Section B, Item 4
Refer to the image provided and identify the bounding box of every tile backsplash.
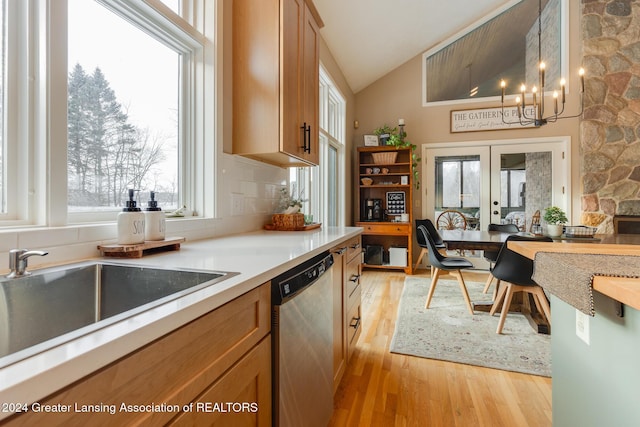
[0,154,288,272]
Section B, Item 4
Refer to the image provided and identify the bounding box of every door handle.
[493,211,499,215]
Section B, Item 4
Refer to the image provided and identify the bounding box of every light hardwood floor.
[329,269,552,427]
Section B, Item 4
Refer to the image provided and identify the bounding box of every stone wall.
[581,0,640,232]
[526,152,553,225]
[526,0,562,89]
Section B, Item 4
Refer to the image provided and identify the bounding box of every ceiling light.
[500,0,583,127]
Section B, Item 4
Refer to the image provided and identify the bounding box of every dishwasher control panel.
[272,252,334,305]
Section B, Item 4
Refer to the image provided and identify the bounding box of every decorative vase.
[546,224,564,237]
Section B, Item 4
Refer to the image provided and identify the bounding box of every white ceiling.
[313,0,511,93]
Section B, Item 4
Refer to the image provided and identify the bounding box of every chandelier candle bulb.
[498,0,584,127]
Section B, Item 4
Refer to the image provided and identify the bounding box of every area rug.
[390,276,551,377]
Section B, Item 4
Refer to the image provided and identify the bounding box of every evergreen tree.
[67,64,165,208]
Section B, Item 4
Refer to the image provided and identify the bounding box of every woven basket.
[272,213,304,230]
[564,225,597,238]
[371,151,398,164]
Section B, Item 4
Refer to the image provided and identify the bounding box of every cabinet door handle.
[349,274,360,283]
[304,124,311,153]
[300,123,307,152]
[350,316,361,329]
[350,242,361,250]
[333,247,347,255]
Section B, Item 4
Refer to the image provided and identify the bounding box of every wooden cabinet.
[356,147,414,274]
[1,284,271,427]
[330,236,362,393]
[233,0,323,167]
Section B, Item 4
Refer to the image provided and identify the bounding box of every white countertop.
[0,226,362,416]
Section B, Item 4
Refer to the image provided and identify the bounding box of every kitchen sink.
[0,262,236,368]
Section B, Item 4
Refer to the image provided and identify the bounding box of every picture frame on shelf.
[364,134,379,146]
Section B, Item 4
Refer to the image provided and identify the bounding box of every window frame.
[0,0,214,228]
[318,65,345,227]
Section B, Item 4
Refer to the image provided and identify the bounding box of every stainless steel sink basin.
[0,262,236,368]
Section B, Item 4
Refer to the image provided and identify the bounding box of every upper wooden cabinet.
[233,0,323,167]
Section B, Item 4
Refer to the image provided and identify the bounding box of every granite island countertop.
[0,226,362,418]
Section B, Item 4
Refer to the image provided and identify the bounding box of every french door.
[422,137,570,233]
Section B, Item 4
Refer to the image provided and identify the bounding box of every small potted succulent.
[543,206,568,237]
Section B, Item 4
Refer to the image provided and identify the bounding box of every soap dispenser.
[117,189,145,245]
[144,191,166,241]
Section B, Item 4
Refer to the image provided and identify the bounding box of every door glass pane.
[499,152,552,230]
[67,0,180,213]
[435,155,481,229]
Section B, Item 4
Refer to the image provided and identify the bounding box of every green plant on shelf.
[373,124,421,189]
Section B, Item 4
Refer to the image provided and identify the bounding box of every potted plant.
[373,124,421,189]
[543,206,567,237]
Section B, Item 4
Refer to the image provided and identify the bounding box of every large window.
[68,0,181,213]
[289,66,345,227]
[318,67,345,226]
[423,0,564,105]
[0,0,211,227]
[0,0,5,215]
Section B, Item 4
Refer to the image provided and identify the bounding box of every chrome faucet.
[6,249,49,278]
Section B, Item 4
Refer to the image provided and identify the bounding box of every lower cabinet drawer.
[360,223,409,235]
[346,236,362,262]
[167,337,271,426]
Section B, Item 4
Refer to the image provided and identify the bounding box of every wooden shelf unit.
[356,146,414,274]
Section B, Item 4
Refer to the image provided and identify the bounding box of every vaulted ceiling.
[313,0,533,94]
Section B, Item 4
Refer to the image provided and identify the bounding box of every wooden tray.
[264,223,322,231]
[98,237,185,258]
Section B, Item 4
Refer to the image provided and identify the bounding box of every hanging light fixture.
[500,0,584,127]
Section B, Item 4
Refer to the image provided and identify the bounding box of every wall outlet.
[576,309,590,345]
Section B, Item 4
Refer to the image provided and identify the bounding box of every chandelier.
[500,0,584,127]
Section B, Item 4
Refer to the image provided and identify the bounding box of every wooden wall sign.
[450,106,537,133]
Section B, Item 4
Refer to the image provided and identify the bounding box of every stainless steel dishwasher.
[272,251,334,427]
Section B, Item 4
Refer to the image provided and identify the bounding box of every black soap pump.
[144,191,166,241]
[117,189,145,244]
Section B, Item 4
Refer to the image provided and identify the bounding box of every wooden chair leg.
[482,273,494,294]
[496,284,515,334]
[492,279,500,301]
[452,270,474,315]
[414,248,427,272]
[425,268,443,309]
[490,281,508,316]
[531,286,551,323]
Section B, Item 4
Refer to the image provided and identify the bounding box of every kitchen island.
[0,226,362,424]
[508,237,640,427]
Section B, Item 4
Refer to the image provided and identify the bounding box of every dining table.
[438,229,515,252]
[438,229,640,334]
